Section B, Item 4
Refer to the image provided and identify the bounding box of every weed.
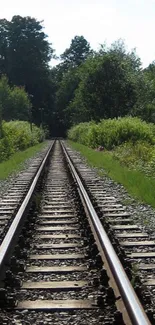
[68,117,155,149]
[0,120,45,163]
[131,264,140,287]
[121,198,134,206]
[68,141,155,208]
[0,142,47,180]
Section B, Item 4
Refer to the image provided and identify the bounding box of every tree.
[67,46,141,124]
[0,16,55,127]
[0,76,31,123]
[0,76,11,136]
[8,86,31,121]
[132,62,155,122]
[61,35,92,69]
[8,16,52,77]
[51,36,92,135]
[99,39,141,71]
[54,68,80,135]
[0,19,9,77]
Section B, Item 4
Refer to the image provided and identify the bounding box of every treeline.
[0,16,54,131]
[54,40,155,134]
[1,16,155,136]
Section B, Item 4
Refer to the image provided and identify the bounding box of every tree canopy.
[0,76,30,120]
[0,15,54,127]
[55,40,143,128]
[61,35,92,69]
[0,16,155,137]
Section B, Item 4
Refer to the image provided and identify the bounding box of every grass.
[0,142,47,180]
[68,140,155,208]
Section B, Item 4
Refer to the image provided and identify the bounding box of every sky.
[0,0,155,67]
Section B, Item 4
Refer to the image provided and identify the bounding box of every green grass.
[68,140,155,208]
[0,142,47,180]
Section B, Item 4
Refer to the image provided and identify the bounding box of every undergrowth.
[0,142,47,180]
[113,141,155,177]
[68,117,155,149]
[68,140,155,207]
[0,120,45,163]
[68,117,155,178]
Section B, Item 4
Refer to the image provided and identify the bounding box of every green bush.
[68,117,155,149]
[0,120,45,163]
[68,122,92,146]
[0,76,31,122]
[113,140,155,177]
[113,141,153,166]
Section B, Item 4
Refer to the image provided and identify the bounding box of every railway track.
[0,143,52,245]
[0,140,152,324]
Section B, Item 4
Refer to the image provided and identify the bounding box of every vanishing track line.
[0,140,151,325]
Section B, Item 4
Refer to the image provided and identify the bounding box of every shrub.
[0,120,45,163]
[68,117,155,149]
[68,122,91,146]
[113,141,153,167]
[0,76,31,122]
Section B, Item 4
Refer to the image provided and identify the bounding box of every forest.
[0,15,155,137]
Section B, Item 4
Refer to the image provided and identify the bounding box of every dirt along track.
[0,140,152,324]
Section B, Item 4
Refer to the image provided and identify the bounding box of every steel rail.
[61,141,151,325]
[0,141,55,277]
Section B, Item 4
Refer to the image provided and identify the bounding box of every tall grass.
[68,117,155,149]
[0,142,47,180]
[69,141,155,207]
[0,120,45,162]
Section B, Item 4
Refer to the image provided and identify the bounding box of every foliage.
[113,141,155,178]
[0,76,10,136]
[70,54,139,123]
[0,76,31,124]
[113,141,153,167]
[54,68,80,133]
[50,35,93,136]
[0,16,55,127]
[69,140,155,207]
[0,142,46,180]
[1,14,155,136]
[68,116,155,180]
[99,39,141,70]
[68,117,155,149]
[0,120,44,162]
[61,35,92,69]
[57,39,155,132]
[131,68,155,123]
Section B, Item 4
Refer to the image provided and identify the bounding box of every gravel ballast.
[0,142,51,200]
[66,142,155,237]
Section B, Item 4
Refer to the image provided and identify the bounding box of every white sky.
[0,0,155,67]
